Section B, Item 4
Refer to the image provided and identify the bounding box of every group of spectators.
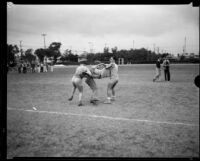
[17,60,54,74]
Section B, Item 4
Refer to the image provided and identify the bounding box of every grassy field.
[7,64,199,158]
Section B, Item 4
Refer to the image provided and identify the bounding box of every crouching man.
[68,60,94,106]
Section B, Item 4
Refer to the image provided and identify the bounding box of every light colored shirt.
[163,59,170,69]
[106,63,119,80]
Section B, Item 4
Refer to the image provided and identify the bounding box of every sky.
[7,3,199,56]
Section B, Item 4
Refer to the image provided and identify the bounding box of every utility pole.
[183,36,187,55]
[184,36,186,55]
[157,47,159,54]
[133,40,134,50]
[153,44,155,53]
[41,34,46,49]
[19,40,23,59]
[88,42,93,53]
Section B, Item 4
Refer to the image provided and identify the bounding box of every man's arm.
[105,63,113,69]
[81,67,93,78]
[96,63,106,70]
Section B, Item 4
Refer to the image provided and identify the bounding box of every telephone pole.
[88,42,93,53]
[153,43,155,53]
[157,47,159,54]
[184,36,186,54]
[133,40,134,50]
[41,34,46,49]
[19,40,23,58]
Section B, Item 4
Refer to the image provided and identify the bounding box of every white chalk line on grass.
[7,107,198,127]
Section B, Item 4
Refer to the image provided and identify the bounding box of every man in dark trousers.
[153,58,161,82]
[163,57,170,81]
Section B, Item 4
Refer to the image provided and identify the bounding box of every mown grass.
[7,64,199,158]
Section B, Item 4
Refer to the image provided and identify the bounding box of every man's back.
[74,64,91,78]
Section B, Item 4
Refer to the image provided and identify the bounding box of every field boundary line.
[7,107,198,127]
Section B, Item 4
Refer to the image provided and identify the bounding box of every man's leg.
[85,77,99,101]
[111,80,118,101]
[104,80,117,104]
[158,69,161,81]
[77,85,83,106]
[153,68,159,82]
[167,70,170,81]
[165,70,167,81]
[68,82,76,101]
[104,83,112,104]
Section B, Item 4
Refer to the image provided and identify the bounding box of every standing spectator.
[37,63,41,73]
[18,62,22,74]
[31,60,35,73]
[23,62,27,74]
[46,62,49,71]
[26,62,30,73]
[43,62,47,72]
[153,58,161,82]
[41,63,44,72]
[50,61,54,72]
[163,57,170,81]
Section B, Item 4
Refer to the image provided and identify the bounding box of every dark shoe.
[78,102,83,106]
[91,98,99,101]
[68,97,73,101]
[90,100,98,105]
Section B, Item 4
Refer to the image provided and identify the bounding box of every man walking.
[153,58,161,82]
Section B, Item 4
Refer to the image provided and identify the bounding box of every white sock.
[79,93,82,102]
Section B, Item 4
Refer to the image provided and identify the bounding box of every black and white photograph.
[6,2,199,158]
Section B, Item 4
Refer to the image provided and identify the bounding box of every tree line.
[7,42,199,67]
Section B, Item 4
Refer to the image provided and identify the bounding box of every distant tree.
[68,53,78,62]
[34,48,46,62]
[103,47,109,54]
[180,55,185,61]
[22,49,36,63]
[48,42,62,63]
[7,44,19,67]
[111,46,118,54]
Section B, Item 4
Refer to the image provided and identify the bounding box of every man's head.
[109,57,115,63]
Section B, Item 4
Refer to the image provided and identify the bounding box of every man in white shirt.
[104,57,119,104]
